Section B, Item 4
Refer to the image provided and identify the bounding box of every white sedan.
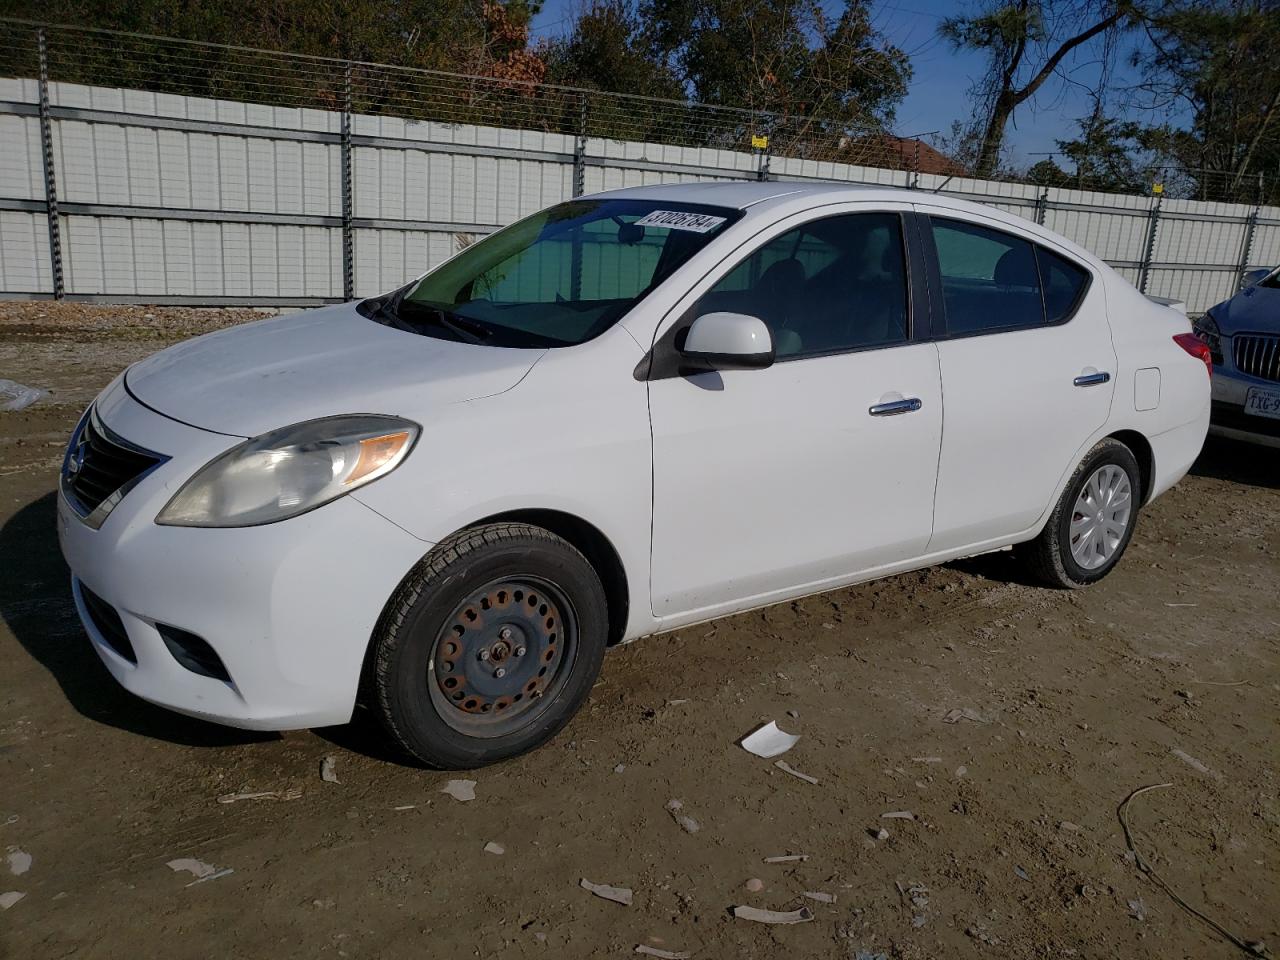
[57,182,1211,768]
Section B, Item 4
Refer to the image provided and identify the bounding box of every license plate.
[1244,386,1280,420]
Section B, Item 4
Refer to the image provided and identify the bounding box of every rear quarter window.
[1037,248,1090,323]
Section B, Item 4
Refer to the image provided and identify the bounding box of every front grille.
[62,408,164,521]
[78,583,137,664]
[1232,333,1280,383]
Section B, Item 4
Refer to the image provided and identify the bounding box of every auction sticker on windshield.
[634,210,728,233]
[1245,386,1280,420]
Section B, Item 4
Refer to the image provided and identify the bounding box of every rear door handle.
[868,397,923,416]
[1073,371,1111,387]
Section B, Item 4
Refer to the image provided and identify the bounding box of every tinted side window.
[931,218,1044,334]
[1037,247,1090,322]
[695,213,909,359]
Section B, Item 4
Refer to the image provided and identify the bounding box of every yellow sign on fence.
[751,134,769,150]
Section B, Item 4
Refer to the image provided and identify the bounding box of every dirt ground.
[1,302,1277,960]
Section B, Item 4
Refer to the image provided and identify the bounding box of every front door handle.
[869,397,923,416]
[1073,371,1111,387]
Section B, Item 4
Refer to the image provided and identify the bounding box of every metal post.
[572,94,587,198]
[1138,192,1162,294]
[755,116,772,182]
[36,28,64,299]
[1235,175,1264,289]
[340,62,354,301]
[1034,189,1049,226]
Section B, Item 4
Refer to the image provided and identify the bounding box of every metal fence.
[1,18,1278,314]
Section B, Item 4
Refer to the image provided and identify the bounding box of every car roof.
[588,180,1106,270]
[588,180,870,209]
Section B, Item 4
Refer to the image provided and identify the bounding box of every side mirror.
[1240,267,1271,291]
[680,312,775,370]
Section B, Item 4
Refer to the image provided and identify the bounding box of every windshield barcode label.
[633,210,727,233]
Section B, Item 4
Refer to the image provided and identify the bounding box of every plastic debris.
[942,707,989,724]
[635,946,690,959]
[1128,897,1146,921]
[0,380,49,412]
[217,789,301,804]
[745,878,764,892]
[1014,865,1030,881]
[394,805,416,811]
[320,756,340,783]
[774,760,818,784]
[0,891,25,910]
[804,891,836,904]
[580,877,633,906]
[1171,748,1217,778]
[6,847,31,876]
[763,854,808,863]
[880,811,915,820]
[872,827,890,841]
[441,779,476,802]
[732,904,814,924]
[740,721,800,758]
[665,798,699,834]
[614,763,626,774]
[166,858,233,886]
[484,842,505,856]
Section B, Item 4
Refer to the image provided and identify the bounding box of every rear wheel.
[371,523,608,768]
[1017,438,1141,588]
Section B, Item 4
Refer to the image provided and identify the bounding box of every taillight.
[1173,333,1213,378]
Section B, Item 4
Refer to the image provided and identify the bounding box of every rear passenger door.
[917,209,1117,552]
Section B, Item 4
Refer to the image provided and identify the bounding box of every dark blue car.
[1195,267,1280,447]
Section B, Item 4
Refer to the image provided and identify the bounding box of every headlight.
[1192,310,1223,365]
[157,415,419,527]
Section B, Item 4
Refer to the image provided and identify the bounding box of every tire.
[1017,438,1142,589]
[370,522,608,769]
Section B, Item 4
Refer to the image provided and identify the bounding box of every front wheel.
[370,523,608,769]
[1017,438,1142,589]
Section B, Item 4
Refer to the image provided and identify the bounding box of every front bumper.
[1208,360,1280,448]
[56,380,431,730]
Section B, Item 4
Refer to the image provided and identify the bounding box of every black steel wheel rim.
[427,577,578,738]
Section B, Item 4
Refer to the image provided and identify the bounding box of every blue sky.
[528,0,1155,168]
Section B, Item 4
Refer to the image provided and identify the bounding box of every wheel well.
[1108,430,1154,504]
[477,509,630,646]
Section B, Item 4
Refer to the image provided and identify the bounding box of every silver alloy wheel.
[1069,464,1133,570]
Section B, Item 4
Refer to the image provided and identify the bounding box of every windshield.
[360,199,741,348]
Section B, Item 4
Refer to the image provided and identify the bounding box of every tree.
[640,0,911,128]
[1026,109,1156,193]
[941,1,1142,178]
[1131,0,1279,203]
[0,0,545,78]
[544,0,683,99]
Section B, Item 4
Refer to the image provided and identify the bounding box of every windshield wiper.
[365,289,494,345]
[398,301,494,344]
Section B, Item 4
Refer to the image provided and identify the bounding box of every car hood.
[124,303,545,436]
[1211,283,1280,336]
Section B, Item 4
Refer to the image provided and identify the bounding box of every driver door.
[646,206,944,620]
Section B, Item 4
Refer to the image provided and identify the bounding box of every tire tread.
[370,522,597,768]
[1017,437,1140,589]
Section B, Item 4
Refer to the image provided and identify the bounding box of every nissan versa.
[58,182,1211,768]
